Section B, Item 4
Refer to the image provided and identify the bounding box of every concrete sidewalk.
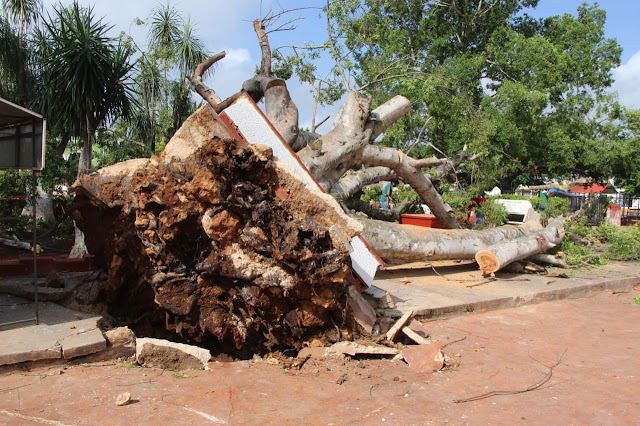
[372,260,640,319]
[0,294,105,366]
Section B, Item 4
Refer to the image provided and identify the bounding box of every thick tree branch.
[344,198,410,222]
[359,145,459,229]
[330,166,397,198]
[360,218,544,264]
[187,51,227,108]
[370,95,412,140]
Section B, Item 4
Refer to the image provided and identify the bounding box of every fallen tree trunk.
[0,235,41,253]
[475,217,566,275]
[72,105,363,358]
[359,218,544,264]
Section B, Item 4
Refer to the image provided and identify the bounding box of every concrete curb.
[410,276,640,320]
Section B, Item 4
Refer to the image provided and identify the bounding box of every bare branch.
[193,51,226,80]
[412,156,447,169]
[254,19,272,76]
[314,115,330,131]
[359,145,459,229]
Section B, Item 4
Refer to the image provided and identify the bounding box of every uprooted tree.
[71,11,569,357]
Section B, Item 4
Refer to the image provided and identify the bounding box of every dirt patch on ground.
[1,290,639,423]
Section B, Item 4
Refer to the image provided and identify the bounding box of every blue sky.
[527,0,640,63]
[39,0,640,128]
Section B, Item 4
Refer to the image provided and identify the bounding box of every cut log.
[71,105,363,358]
[475,217,566,276]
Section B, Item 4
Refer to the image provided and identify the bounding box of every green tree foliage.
[328,0,629,190]
[128,1,207,154]
[38,1,135,172]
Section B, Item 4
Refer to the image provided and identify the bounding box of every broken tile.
[347,286,376,335]
[326,341,398,357]
[401,343,444,372]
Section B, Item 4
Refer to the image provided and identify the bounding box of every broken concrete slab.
[325,341,398,358]
[386,310,414,342]
[61,327,107,359]
[401,327,431,345]
[346,286,376,335]
[136,338,211,370]
[363,285,396,309]
[401,343,444,373]
[0,294,104,366]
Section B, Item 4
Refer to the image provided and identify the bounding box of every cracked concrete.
[0,294,105,366]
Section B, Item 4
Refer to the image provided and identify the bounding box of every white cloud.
[612,50,640,110]
[207,48,255,99]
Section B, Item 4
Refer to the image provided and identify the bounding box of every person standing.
[380,181,393,210]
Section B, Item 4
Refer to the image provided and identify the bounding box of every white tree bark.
[21,183,55,224]
[475,217,566,275]
[360,218,544,264]
[358,145,459,228]
[369,95,412,140]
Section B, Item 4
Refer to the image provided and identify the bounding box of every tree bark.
[475,217,566,275]
[528,252,567,268]
[344,198,410,222]
[330,167,397,198]
[360,218,544,264]
[358,145,459,229]
[21,183,55,224]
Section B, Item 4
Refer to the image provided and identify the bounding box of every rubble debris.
[105,327,135,347]
[401,343,445,372]
[386,310,414,342]
[136,338,211,370]
[363,285,396,309]
[60,327,107,360]
[325,341,399,358]
[116,392,131,406]
[402,327,431,345]
[346,286,376,335]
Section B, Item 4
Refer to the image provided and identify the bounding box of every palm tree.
[148,0,182,110]
[0,5,37,104]
[1,0,41,39]
[176,16,206,82]
[40,1,135,173]
[39,1,135,256]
